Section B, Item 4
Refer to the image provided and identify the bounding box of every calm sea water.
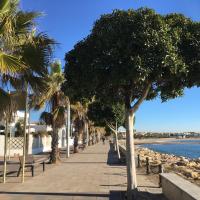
[142,139,200,159]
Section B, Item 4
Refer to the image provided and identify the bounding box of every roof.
[118,126,126,133]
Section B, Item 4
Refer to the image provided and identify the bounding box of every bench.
[17,155,49,177]
[161,173,200,200]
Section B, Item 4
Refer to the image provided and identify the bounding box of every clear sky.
[21,0,200,132]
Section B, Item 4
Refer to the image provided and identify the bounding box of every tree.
[164,14,200,88]
[0,0,27,75]
[88,101,125,158]
[63,8,196,199]
[34,61,68,164]
[71,101,88,152]
[0,0,56,183]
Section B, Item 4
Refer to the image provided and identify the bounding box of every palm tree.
[0,0,56,182]
[0,90,25,183]
[0,0,37,75]
[33,61,68,164]
[71,102,88,152]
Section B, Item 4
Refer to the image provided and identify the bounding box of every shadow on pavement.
[107,143,125,166]
[109,190,125,200]
[0,191,128,200]
[0,191,109,197]
[133,190,167,200]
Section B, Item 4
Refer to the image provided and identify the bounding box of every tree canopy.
[63,9,200,196]
[63,8,198,112]
[88,101,125,127]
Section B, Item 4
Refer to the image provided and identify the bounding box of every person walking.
[102,136,105,145]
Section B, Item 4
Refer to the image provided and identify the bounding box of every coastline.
[119,138,200,187]
[136,147,200,187]
[134,137,200,145]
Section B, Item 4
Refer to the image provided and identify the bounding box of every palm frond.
[21,33,56,76]
[0,0,12,16]
[40,111,52,126]
[0,52,26,74]
[15,11,41,35]
[0,87,11,112]
[0,88,25,121]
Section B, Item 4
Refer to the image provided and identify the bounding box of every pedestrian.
[102,136,105,144]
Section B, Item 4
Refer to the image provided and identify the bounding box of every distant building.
[118,126,126,139]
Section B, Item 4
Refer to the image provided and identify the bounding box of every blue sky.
[21,0,200,132]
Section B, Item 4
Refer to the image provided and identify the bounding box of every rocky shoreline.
[137,147,200,186]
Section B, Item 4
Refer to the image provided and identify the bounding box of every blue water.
[142,140,200,159]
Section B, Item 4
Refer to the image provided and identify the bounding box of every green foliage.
[0,0,55,115]
[165,14,200,88]
[88,101,125,126]
[64,8,194,112]
[34,60,68,129]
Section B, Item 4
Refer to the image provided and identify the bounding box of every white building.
[0,110,74,156]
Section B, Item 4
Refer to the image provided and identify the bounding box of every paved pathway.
[0,142,165,200]
[0,142,127,200]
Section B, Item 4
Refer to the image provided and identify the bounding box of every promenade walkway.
[0,142,165,200]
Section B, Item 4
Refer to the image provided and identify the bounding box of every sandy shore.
[134,137,200,145]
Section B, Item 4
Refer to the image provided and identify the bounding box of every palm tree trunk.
[74,132,79,153]
[26,109,31,155]
[66,102,70,158]
[50,92,60,164]
[50,124,59,163]
[22,83,28,183]
[3,117,8,183]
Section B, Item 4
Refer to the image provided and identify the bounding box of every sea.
[142,139,200,159]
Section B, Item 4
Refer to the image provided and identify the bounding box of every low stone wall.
[161,173,200,200]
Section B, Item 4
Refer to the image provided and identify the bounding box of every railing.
[119,143,163,187]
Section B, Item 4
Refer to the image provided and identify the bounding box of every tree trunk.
[125,109,137,200]
[22,84,28,183]
[26,110,31,155]
[66,102,70,158]
[50,92,60,164]
[86,122,89,147]
[3,117,8,183]
[74,132,79,153]
[116,136,121,159]
[50,125,59,163]
[115,122,121,160]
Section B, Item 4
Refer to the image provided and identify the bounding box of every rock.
[176,161,187,166]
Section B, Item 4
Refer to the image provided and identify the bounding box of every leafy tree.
[88,101,125,127]
[88,101,125,158]
[63,8,197,199]
[164,14,200,88]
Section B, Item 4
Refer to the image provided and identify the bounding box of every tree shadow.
[107,143,125,166]
[133,190,167,200]
[0,191,127,200]
[109,190,126,200]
